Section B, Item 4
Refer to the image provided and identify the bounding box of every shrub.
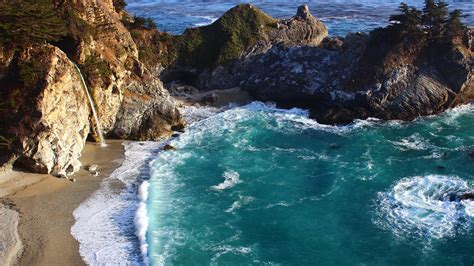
[126,16,157,30]
[113,0,127,12]
[0,0,67,47]
[83,52,112,80]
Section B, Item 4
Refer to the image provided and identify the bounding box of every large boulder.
[0,44,90,176]
[112,64,183,140]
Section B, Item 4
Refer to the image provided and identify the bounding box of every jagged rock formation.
[132,4,328,82]
[0,0,184,176]
[0,45,90,176]
[162,5,473,124]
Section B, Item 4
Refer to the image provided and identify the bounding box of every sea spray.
[73,63,106,147]
[135,180,150,266]
[72,141,161,265]
[375,175,474,240]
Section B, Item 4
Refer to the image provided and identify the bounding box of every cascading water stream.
[73,63,107,147]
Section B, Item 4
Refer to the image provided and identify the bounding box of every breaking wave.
[375,175,474,240]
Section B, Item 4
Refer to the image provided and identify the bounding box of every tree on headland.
[444,9,468,39]
[389,2,423,38]
[124,16,158,30]
[113,0,127,12]
[0,0,67,47]
[422,0,449,38]
[384,0,468,44]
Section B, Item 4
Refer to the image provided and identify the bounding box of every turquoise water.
[147,102,474,265]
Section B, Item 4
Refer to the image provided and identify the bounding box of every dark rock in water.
[162,5,473,125]
[172,133,181,138]
[460,193,474,201]
[163,144,177,151]
[469,149,474,158]
[202,93,219,105]
[445,192,474,202]
[330,143,342,149]
[436,165,446,170]
[171,124,186,133]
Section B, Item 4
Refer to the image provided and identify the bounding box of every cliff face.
[0,0,184,176]
[133,4,328,84]
[55,0,183,137]
[0,45,90,176]
[163,6,473,124]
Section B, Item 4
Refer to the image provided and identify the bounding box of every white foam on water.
[438,103,474,125]
[72,141,161,265]
[211,170,242,191]
[375,175,474,241]
[191,15,218,27]
[225,196,255,213]
[135,180,150,265]
[209,245,253,265]
[179,104,224,125]
[391,133,433,151]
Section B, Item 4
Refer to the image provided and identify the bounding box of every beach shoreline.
[0,140,125,266]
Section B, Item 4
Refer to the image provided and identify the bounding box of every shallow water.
[146,102,474,265]
[126,0,474,36]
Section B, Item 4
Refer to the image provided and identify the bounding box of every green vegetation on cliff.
[128,4,278,70]
[113,0,127,12]
[386,0,467,41]
[348,0,469,90]
[0,0,67,47]
[179,4,277,68]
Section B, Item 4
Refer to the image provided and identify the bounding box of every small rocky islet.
[0,0,472,179]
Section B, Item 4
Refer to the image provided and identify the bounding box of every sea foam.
[72,141,161,265]
[211,170,242,191]
[375,175,474,240]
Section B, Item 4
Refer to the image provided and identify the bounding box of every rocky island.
[0,0,472,265]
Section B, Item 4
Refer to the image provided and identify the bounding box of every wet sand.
[0,140,124,266]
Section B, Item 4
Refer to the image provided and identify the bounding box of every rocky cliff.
[0,0,184,176]
[162,5,473,124]
[0,45,90,176]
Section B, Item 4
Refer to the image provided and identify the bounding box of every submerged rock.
[163,144,177,151]
[469,149,474,158]
[460,193,474,201]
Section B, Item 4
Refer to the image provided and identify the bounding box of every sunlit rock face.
[0,44,90,176]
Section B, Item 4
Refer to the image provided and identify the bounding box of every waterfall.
[73,63,107,147]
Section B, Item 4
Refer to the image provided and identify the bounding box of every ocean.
[125,0,474,36]
[72,1,474,265]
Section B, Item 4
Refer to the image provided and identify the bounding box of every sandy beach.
[0,140,125,266]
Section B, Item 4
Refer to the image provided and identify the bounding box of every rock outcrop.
[156,4,328,83]
[0,0,184,175]
[55,0,184,137]
[0,45,90,176]
[163,6,473,124]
